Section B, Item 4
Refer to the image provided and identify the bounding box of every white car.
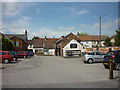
[82,51,105,64]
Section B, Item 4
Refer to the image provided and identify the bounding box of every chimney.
[25,30,28,40]
[45,36,47,41]
[25,30,27,35]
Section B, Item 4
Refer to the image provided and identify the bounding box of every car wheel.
[24,56,26,58]
[88,59,93,64]
[104,65,109,69]
[15,58,17,61]
[115,64,120,70]
[84,61,87,63]
[4,59,9,64]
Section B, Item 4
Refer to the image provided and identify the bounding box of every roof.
[0,32,7,38]
[27,40,34,45]
[55,32,80,48]
[110,35,116,39]
[79,35,108,41]
[32,38,59,48]
[4,34,27,41]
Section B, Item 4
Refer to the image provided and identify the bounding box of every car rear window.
[17,52,24,54]
[105,51,114,56]
[87,52,94,55]
[0,52,6,55]
[8,52,13,55]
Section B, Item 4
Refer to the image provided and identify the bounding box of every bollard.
[109,59,113,79]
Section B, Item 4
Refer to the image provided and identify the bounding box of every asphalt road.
[1,56,120,88]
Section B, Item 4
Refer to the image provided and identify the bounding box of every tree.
[0,37,14,51]
[77,32,89,36]
[103,37,112,46]
[114,28,120,46]
[32,36,39,40]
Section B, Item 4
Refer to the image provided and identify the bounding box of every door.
[93,52,102,62]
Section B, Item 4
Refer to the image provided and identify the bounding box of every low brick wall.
[82,46,120,53]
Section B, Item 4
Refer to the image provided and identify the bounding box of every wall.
[82,46,120,53]
[10,37,27,51]
[63,39,83,57]
[48,49,55,55]
[81,41,105,48]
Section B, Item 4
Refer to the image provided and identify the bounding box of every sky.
[1,1,119,39]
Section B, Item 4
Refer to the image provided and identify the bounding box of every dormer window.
[12,41,19,46]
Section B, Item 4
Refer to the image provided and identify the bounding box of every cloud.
[92,18,118,30]
[58,26,75,31]
[79,18,118,36]
[71,9,89,16]
[36,8,41,14]
[27,26,77,39]
[2,2,37,17]
[1,16,31,34]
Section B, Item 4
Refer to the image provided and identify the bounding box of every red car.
[17,51,28,58]
[0,51,14,64]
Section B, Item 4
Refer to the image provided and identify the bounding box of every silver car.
[82,51,105,64]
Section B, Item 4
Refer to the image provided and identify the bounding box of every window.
[0,52,2,55]
[106,51,114,56]
[70,44,77,48]
[95,52,100,55]
[12,41,19,46]
[29,45,32,48]
[8,52,13,55]
[88,52,94,55]
[0,52,6,55]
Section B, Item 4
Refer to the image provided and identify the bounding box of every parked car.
[17,51,28,58]
[82,51,105,64]
[0,51,14,64]
[25,51,34,57]
[103,50,120,70]
[9,51,18,61]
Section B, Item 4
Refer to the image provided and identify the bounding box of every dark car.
[0,51,14,64]
[25,51,33,58]
[103,50,120,70]
[9,51,18,61]
[17,51,28,58]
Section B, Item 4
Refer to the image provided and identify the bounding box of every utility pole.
[99,16,102,47]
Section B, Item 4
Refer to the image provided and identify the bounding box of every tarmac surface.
[1,56,119,88]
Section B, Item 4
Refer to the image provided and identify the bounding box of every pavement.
[1,56,120,88]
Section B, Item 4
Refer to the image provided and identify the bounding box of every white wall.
[63,39,83,57]
[48,49,55,55]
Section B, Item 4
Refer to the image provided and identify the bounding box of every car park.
[9,51,18,61]
[103,50,120,70]
[17,51,28,58]
[0,51,14,64]
[82,51,105,64]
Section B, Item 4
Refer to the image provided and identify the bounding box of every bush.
[0,37,14,51]
[36,51,44,56]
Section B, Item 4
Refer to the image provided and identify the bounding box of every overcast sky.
[1,2,119,39]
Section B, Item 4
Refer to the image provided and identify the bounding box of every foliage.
[103,37,112,46]
[77,32,89,36]
[32,36,39,40]
[114,28,120,46]
[36,51,44,56]
[0,37,14,51]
